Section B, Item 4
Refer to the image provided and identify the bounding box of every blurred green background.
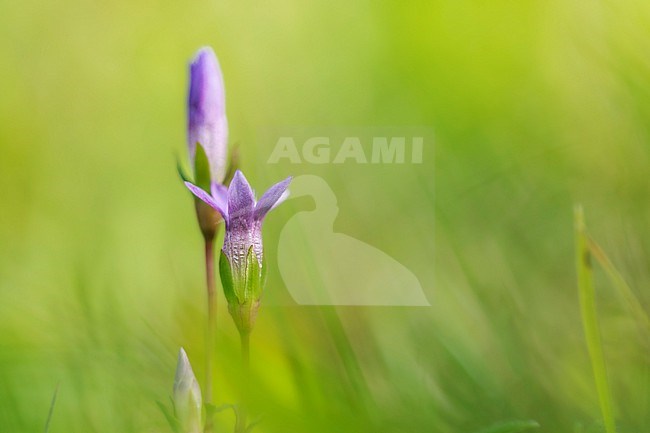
[1,0,649,432]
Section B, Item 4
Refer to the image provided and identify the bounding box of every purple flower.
[188,47,228,183]
[185,171,291,333]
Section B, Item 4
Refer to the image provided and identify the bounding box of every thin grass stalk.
[43,384,59,433]
[574,206,617,433]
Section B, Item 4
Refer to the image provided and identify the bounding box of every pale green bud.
[173,348,202,433]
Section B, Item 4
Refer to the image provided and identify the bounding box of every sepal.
[219,250,238,305]
[176,155,191,183]
[194,142,211,191]
[261,254,268,292]
[221,246,265,335]
[245,246,262,301]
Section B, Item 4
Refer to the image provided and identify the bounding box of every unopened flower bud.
[187,47,228,184]
[173,348,202,433]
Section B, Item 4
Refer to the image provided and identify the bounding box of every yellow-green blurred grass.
[1,0,650,432]
[575,207,650,433]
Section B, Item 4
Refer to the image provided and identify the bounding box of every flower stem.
[204,238,217,432]
[236,331,250,433]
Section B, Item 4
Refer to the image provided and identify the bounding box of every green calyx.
[219,247,267,334]
[227,300,260,336]
[194,199,220,241]
[193,142,211,191]
[177,143,220,241]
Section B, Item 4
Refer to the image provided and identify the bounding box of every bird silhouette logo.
[277,175,429,306]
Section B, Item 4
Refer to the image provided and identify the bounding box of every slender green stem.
[241,331,250,376]
[204,238,217,433]
[43,383,59,433]
[574,206,617,433]
[236,331,250,433]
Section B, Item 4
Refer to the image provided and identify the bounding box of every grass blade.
[574,206,617,433]
[43,384,59,433]
[587,236,650,337]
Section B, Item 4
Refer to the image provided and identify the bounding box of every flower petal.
[227,170,255,221]
[185,181,226,218]
[271,189,290,210]
[211,182,229,219]
[254,176,292,220]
